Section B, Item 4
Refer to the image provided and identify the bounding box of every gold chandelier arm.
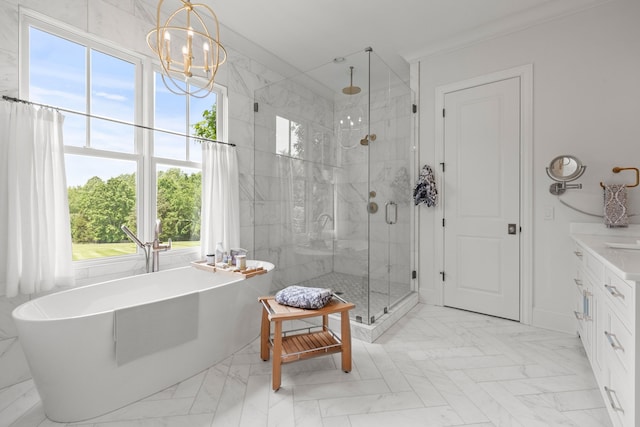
[148,0,226,97]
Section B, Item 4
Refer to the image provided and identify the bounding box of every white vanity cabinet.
[571,233,640,427]
[572,242,601,377]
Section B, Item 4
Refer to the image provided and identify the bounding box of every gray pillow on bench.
[275,285,333,309]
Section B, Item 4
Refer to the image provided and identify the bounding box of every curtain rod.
[1,95,236,147]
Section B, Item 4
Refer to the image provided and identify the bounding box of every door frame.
[434,64,533,325]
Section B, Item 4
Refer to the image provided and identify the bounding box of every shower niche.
[253,48,416,333]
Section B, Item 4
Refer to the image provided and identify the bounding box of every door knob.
[508,224,517,235]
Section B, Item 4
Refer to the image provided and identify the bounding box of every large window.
[153,72,220,247]
[25,19,224,261]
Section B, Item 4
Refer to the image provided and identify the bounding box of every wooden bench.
[259,296,355,391]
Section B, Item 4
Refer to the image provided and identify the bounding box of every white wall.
[415,0,640,333]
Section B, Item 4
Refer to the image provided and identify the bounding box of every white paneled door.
[442,77,521,321]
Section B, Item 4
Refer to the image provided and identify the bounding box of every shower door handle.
[385,202,397,225]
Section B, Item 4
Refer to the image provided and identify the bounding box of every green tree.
[69,174,136,243]
[193,105,217,140]
[157,168,201,241]
[68,104,215,247]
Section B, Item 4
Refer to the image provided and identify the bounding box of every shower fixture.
[360,134,376,146]
[342,66,361,95]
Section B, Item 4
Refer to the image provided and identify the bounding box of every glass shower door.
[366,51,413,323]
[253,47,414,326]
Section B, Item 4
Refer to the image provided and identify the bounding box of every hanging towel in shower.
[603,184,629,228]
[413,164,437,207]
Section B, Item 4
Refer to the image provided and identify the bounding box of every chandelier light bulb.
[147,0,226,97]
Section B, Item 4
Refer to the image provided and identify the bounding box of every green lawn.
[72,241,200,261]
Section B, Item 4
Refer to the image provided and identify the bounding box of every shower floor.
[298,271,411,323]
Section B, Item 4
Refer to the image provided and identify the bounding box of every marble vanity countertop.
[571,228,640,282]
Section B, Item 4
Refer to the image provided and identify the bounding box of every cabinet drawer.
[584,250,605,284]
[603,269,634,330]
[573,288,584,333]
[573,243,585,265]
[604,364,633,427]
[603,310,633,374]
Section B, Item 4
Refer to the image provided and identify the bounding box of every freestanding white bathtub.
[12,261,274,422]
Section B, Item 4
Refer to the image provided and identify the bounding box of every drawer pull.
[574,250,583,258]
[604,331,625,351]
[604,284,625,299]
[604,386,624,413]
[574,278,583,287]
[573,310,583,320]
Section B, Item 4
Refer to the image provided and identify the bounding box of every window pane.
[276,115,304,158]
[154,75,218,162]
[189,93,217,163]
[154,132,187,160]
[189,138,203,163]
[90,50,135,152]
[156,165,201,246]
[29,27,86,147]
[66,155,138,260]
[154,72,187,159]
[291,120,304,158]
[276,115,289,155]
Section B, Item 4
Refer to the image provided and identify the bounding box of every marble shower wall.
[0,0,285,389]
[254,78,337,289]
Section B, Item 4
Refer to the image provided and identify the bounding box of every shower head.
[342,66,361,95]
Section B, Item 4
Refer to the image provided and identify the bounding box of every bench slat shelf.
[274,329,342,363]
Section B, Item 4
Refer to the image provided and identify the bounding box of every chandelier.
[147,0,227,98]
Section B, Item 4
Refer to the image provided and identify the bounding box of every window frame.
[150,68,226,248]
[20,11,228,268]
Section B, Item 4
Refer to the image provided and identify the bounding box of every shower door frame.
[364,49,416,324]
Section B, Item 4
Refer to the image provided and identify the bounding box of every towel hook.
[600,167,640,189]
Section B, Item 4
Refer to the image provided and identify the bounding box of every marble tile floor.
[1,303,612,427]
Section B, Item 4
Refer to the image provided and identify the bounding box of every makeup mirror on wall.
[546,155,586,195]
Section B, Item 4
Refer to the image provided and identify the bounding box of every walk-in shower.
[253,48,416,333]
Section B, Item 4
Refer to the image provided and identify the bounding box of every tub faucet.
[121,221,171,273]
[152,219,172,272]
[121,224,152,273]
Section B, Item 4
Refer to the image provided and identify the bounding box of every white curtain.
[0,101,74,297]
[200,142,240,257]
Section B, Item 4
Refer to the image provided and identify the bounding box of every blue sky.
[29,27,216,187]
